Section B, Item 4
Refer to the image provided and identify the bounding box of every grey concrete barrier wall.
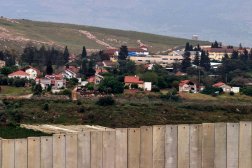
[1,122,252,168]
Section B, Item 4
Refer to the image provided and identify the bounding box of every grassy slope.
[0,18,210,54]
[0,86,32,97]
[1,93,252,129]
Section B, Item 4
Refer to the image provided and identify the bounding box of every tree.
[231,50,239,59]
[185,42,190,51]
[46,60,53,75]
[181,51,191,72]
[81,46,87,59]
[87,60,95,77]
[240,49,248,62]
[63,46,70,64]
[98,77,124,94]
[200,50,211,71]
[193,51,200,66]
[33,84,43,95]
[212,41,220,48]
[81,58,88,75]
[118,45,128,60]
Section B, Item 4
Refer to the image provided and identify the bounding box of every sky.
[1,0,252,46]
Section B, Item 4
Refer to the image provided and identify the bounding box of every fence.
[0,122,251,168]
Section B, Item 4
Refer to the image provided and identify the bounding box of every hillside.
[0,17,210,54]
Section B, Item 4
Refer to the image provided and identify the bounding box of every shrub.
[43,103,49,111]
[229,91,235,96]
[201,86,223,95]
[77,100,82,105]
[33,84,43,95]
[96,96,115,106]
[78,106,85,113]
[131,83,139,89]
[242,87,252,96]
[61,89,72,97]
[151,85,160,92]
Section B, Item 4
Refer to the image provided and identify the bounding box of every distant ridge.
[0,17,210,54]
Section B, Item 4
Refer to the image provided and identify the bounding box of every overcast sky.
[1,0,252,46]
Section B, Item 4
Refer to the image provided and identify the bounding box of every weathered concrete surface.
[189,124,202,168]
[66,134,78,168]
[78,132,91,168]
[239,122,252,168]
[28,137,41,168]
[53,134,66,168]
[15,139,28,168]
[215,123,227,168]
[227,123,239,168]
[91,131,103,168]
[128,128,140,168]
[40,136,53,168]
[2,139,15,168]
[115,128,128,168]
[178,125,189,168]
[140,126,153,168]
[0,139,2,168]
[40,137,53,168]
[153,125,165,168]
[165,125,178,168]
[202,123,215,168]
[103,131,116,168]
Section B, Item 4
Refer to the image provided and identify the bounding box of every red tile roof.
[179,80,197,87]
[8,70,30,77]
[212,82,226,87]
[87,76,95,83]
[66,66,79,74]
[124,76,144,84]
[96,68,108,74]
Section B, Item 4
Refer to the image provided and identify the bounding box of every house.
[179,80,197,93]
[124,76,144,89]
[203,48,233,61]
[0,60,5,68]
[8,70,30,79]
[128,48,149,57]
[62,66,80,79]
[212,82,240,93]
[103,60,117,68]
[124,75,152,91]
[36,74,66,90]
[22,66,41,79]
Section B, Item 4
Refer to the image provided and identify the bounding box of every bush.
[96,96,115,106]
[77,100,82,105]
[61,89,72,97]
[43,103,49,111]
[201,86,223,95]
[242,87,252,96]
[78,106,85,113]
[229,91,235,96]
[151,85,160,92]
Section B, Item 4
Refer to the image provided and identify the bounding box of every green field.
[0,86,32,97]
[0,18,210,54]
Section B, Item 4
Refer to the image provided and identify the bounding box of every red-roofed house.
[36,74,66,90]
[124,75,144,89]
[179,80,197,93]
[8,70,30,79]
[212,82,232,93]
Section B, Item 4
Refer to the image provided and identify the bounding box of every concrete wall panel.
[28,137,41,168]
[178,125,189,168]
[153,125,165,168]
[78,132,91,168]
[128,128,140,168]
[15,139,28,168]
[165,125,178,168]
[189,124,202,168]
[227,123,239,168]
[66,134,78,168]
[103,131,116,168]
[41,136,53,168]
[53,134,66,168]
[239,122,252,168]
[202,123,215,168]
[91,131,103,168]
[140,126,153,168]
[2,139,15,168]
[214,123,227,168]
[115,128,128,168]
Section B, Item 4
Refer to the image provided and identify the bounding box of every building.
[22,66,41,79]
[203,48,233,61]
[0,60,5,68]
[179,80,197,93]
[8,70,30,79]
[124,76,144,89]
[128,48,149,57]
[212,82,240,93]
[36,74,66,90]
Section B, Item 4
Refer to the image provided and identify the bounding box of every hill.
[0,17,210,54]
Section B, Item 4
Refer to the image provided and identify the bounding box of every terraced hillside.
[0,17,210,54]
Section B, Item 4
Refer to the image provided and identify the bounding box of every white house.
[8,70,30,79]
[63,69,77,79]
[23,66,41,79]
[144,82,152,91]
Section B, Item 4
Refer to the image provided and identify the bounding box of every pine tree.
[240,49,248,62]
[81,59,88,75]
[81,46,87,59]
[193,51,200,66]
[231,50,239,59]
[200,51,210,71]
[181,51,191,72]
[46,60,53,75]
[185,42,190,51]
[118,45,128,60]
[87,60,95,77]
[63,46,70,64]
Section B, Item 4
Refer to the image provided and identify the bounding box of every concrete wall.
[1,122,252,168]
